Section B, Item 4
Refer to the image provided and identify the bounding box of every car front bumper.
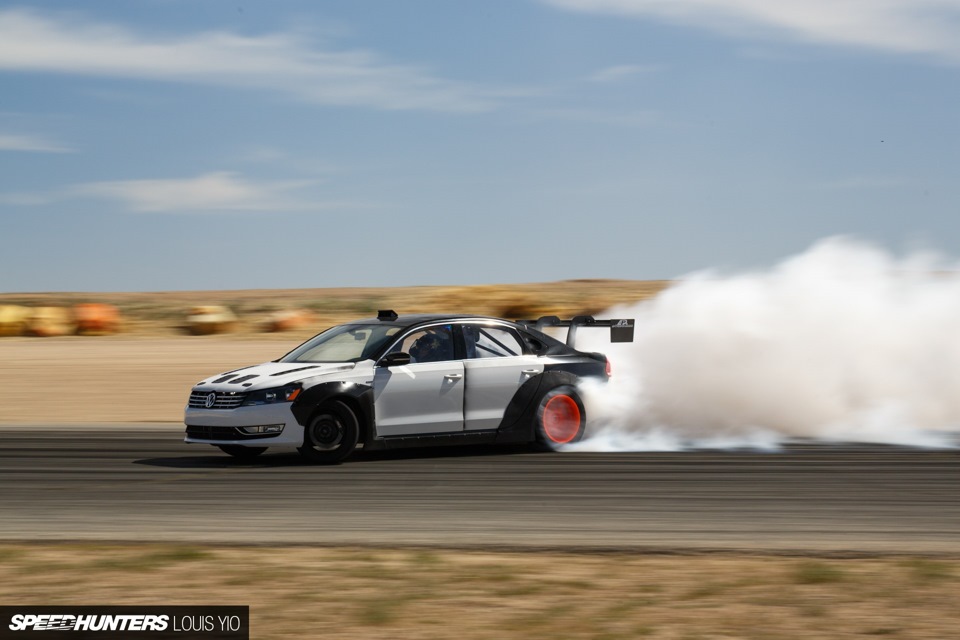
[183,403,304,448]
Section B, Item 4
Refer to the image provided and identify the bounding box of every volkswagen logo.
[204,392,217,409]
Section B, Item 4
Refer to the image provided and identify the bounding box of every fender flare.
[291,381,375,442]
[495,370,581,443]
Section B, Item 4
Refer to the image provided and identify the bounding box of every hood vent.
[229,374,259,384]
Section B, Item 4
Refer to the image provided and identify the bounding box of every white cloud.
[1,171,370,214]
[73,172,318,213]
[588,64,662,82]
[0,132,72,153]
[0,8,503,112]
[543,0,960,62]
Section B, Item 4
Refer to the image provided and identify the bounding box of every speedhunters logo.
[9,615,168,632]
[0,607,248,639]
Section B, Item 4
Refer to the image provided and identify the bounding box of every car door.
[372,325,465,436]
[461,323,543,431]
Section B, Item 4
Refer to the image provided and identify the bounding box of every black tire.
[534,385,586,449]
[298,401,359,464]
[217,444,267,459]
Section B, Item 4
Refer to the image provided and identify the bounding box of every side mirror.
[379,352,412,367]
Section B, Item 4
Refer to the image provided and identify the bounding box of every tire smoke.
[573,237,960,451]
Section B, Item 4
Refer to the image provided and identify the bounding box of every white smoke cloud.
[573,237,960,451]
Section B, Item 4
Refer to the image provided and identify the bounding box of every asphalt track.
[1,425,957,554]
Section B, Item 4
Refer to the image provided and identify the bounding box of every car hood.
[195,361,357,392]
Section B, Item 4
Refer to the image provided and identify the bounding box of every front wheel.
[298,401,359,464]
[534,386,586,449]
[217,444,267,459]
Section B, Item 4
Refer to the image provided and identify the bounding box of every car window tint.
[389,326,455,363]
[465,325,524,358]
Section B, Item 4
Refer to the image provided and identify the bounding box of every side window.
[389,326,455,363]
[464,325,525,359]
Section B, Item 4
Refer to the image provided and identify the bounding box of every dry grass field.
[0,544,957,639]
[0,280,667,423]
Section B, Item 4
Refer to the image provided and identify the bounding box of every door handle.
[522,369,541,375]
[444,373,463,380]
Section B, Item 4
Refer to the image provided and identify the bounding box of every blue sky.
[1,0,958,292]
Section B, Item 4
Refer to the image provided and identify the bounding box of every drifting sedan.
[184,311,633,463]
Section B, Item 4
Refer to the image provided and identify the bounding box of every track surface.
[1,425,957,553]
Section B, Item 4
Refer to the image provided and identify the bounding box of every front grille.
[186,425,280,441]
[188,390,247,409]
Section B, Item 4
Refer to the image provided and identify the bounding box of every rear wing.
[516,315,635,347]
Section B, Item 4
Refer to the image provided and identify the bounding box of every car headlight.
[241,383,302,406]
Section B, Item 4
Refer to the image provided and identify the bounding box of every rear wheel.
[298,401,359,464]
[534,386,585,448]
[217,445,267,459]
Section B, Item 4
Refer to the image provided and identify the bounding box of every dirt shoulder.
[0,336,285,423]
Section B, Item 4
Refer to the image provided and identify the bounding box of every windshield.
[279,323,401,363]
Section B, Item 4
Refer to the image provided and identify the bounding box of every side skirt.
[363,430,499,451]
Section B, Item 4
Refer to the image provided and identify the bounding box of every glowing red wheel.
[540,393,582,444]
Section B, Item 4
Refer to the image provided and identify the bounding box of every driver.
[410,329,452,363]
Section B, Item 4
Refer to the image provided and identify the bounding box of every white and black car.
[184,311,634,463]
